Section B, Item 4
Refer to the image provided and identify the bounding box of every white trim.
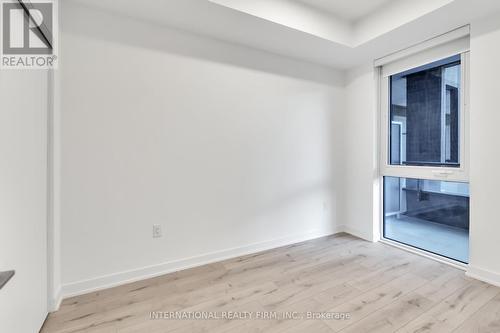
[372,67,382,244]
[48,286,62,312]
[343,226,377,243]
[375,25,470,69]
[380,238,467,270]
[462,51,470,179]
[379,166,468,182]
[466,265,500,287]
[380,37,469,78]
[60,227,344,300]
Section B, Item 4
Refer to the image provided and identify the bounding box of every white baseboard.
[342,225,375,242]
[466,265,500,287]
[48,287,62,313]
[59,226,345,306]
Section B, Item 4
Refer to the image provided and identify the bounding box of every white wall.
[48,2,63,311]
[342,65,379,241]
[0,70,48,332]
[466,14,500,286]
[47,68,63,311]
[58,3,346,296]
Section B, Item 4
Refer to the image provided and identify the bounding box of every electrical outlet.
[152,224,162,238]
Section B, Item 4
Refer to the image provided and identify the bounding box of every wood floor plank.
[42,234,500,333]
[396,280,500,333]
[323,273,429,332]
[453,292,500,333]
[276,320,334,333]
[338,292,435,333]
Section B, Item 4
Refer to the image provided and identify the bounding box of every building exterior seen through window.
[389,55,461,167]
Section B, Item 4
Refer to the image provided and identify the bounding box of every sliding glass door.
[380,50,470,264]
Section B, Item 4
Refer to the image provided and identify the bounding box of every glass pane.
[383,176,469,263]
[390,55,461,167]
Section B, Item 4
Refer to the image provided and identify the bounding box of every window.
[379,39,470,263]
[390,55,461,167]
[383,177,469,263]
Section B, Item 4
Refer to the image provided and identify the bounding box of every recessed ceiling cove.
[297,0,393,22]
[208,0,455,47]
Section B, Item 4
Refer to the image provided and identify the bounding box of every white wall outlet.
[152,224,162,238]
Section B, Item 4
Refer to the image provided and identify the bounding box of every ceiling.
[296,0,393,22]
[64,0,500,70]
[208,0,458,46]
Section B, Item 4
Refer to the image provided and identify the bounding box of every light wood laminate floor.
[41,233,500,333]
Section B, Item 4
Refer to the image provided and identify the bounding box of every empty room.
[2,0,500,332]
